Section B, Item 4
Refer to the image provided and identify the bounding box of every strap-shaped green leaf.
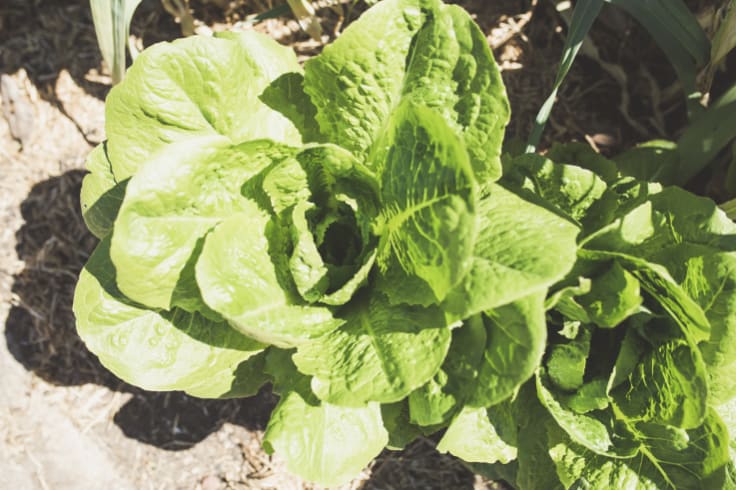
[89,0,142,84]
[526,0,604,152]
[609,0,709,117]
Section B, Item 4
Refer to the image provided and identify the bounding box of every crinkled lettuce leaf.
[74,237,266,398]
[110,138,295,311]
[292,292,452,406]
[375,101,477,305]
[304,0,509,182]
[105,31,303,180]
[262,349,387,487]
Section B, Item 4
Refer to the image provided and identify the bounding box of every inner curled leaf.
[250,144,381,306]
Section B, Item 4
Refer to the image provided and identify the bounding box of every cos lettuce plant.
[73,0,736,487]
[75,0,578,484]
[453,145,736,489]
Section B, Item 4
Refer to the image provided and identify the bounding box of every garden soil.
[0,0,709,488]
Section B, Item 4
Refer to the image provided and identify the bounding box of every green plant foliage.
[89,0,143,84]
[529,0,710,151]
[473,147,736,488]
[74,0,736,487]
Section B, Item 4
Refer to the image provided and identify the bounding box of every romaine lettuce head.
[73,1,589,486]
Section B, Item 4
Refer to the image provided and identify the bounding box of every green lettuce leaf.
[303,0,509,181]
[73,237,265,398]
[408,316,485,426]
[381,401,423,450]
[262,349,387,486]
[292,292,451,406]
[470,291,548,407]
[537,370,637,458]
[110,139,295,311]
[545,326,591,392]
[443,184,578,318]
[577,261,643,328]
[437,402,518,464]
[375,101,477,305]
[503,153,608,223]
[80,142,126,239]
[195,205,340,348]
[105,31,302,180]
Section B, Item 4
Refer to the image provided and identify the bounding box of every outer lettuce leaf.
[375,101,477,305]
[303,0,509,181]
[470,291,548,407]
[262,350,387,487]
[80,142,126,239]
[408,316,485,426]
[503,153,608,222]
[381,401,423,450]
[73,237,265,398]
[195,207,340,348]
[105,31,302,180]
[292,292,451,406]
[110,138,295,311]
[443,184,579,318]
[437,402,518,464]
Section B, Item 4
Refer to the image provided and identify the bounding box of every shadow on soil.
[0,0,180,102]
[5,170,484,489]
[4,170,276,450]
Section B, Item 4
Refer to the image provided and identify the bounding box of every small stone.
[1,74,34,149]
[201,474,222,490]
